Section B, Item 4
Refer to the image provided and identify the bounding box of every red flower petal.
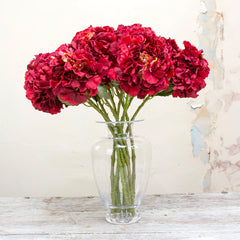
[59,92,87,105]
[142,70,159,84]
[86,75,101,89]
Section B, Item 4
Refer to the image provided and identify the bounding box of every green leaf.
[57,95,75,106]
[157,89,173,97]
[111,81,120,87]
[156,81,174,97]
[97,84,110,99]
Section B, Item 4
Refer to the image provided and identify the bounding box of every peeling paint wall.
[193,0,240,192]
[206,0,240,192]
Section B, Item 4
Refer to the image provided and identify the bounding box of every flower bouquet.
[24,24,209,224]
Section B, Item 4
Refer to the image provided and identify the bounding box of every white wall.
[0,0,239,197]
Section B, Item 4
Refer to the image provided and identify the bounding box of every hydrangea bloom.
[24,24,210,114]
[171,41,210,98]
[24,53,63,114]
[112,24,173,99]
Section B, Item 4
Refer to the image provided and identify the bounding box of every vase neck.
[97,120,143,139]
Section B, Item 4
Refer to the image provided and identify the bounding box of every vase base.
[106,209,141,224]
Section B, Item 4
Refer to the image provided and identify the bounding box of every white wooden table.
[0,193,239,239]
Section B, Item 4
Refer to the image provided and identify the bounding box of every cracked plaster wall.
[197,0,240,192]
[191,0,240,192]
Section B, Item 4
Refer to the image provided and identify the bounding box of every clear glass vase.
[91,120,151,224]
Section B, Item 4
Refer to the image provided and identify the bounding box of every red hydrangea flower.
[171,41,210,98]
[24,53,63,114]
[71,26,118,84]
[50,44,102,105]
[164,38,181,57]
[24,24,210,115]
[112,24,173,99]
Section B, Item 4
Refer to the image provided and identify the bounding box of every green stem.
[87,98,115,138]
[130,95,152,121]
[103,98,118,120]
[118,95,134,201]
[121,94,133,122]
[116,94,136,204]
[114,164,121,210]
[87,92,136,216]
[110,140,116,209]
[114,90,136,206]
[109,87,119,121]
[91,98,125,210]
[116,148,131,206]
[128,123,136,203]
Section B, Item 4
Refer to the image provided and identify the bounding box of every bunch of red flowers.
[24,24,209,114]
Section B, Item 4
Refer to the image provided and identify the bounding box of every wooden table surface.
[0,193,239,239]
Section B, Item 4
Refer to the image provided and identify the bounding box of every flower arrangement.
[25,24,209,114]
[24,24,209,223]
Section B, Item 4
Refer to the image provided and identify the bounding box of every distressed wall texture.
[191,0,240,192]
[201,0,240,192]
[0,0,239,196]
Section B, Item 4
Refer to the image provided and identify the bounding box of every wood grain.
[0,193,239,239]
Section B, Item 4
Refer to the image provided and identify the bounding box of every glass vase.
[91,120,151,224]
